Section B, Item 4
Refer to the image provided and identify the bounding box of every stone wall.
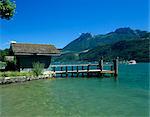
[0,71,56,85]
[0,76,51,85]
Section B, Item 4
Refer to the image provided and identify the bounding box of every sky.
[0,0,149,49]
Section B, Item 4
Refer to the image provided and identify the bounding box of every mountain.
[79,39,150,62]
[53,27,150,62]
[63,33,93,53]
[63,27,149,53]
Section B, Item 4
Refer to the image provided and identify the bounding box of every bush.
[5,57,18,71]
[32,62,44,77]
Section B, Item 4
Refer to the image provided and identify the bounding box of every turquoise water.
[0,63,149,117]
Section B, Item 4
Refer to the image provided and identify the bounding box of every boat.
[128,60,136,64]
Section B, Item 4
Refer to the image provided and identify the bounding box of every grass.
[0,71,33,78]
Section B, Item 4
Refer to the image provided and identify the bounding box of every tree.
[0,0,16,20]
[0,48,9,61]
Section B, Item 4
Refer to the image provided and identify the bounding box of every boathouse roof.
[11,43,60,56]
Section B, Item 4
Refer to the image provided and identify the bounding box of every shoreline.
[0,76,52,85]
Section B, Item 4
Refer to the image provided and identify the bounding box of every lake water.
[0,63,149,117]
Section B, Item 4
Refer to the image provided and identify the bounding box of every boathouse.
[10,42,60,70]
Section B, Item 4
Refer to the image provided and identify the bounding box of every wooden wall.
[16,55,51,69]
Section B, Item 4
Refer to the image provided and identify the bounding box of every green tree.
[0,48,9,61]
[0,0,16,20]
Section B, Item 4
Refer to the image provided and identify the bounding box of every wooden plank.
[55,70,114,74]
[51,64,112,67]
[100,70,114,74]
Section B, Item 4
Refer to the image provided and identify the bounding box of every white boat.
[128,60,136,64]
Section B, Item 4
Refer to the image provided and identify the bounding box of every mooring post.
[71,66,73,77]
[87,65,90,77]
[77,66,79,77]
[61,67,63,77]
[99,56,103,71]
[66,66,68,77]
[53,67,55,72]
[113,57,119,76]
[82,66,84,77]
[99,57,103,77]
[111,65,113,77]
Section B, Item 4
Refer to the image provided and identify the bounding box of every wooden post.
[82,66,84,77]
[77,66,79,77]
[61,67,63,77]
[87,65,90,77]
[99,57,103,71]
[97,65,99,69]
[111,65,113,77]
[71,66,74,77]
[66,66,68,77]
[53,67,56,78]
[53,67,55,72]
[99,57,103,77]
[113,57,119,76]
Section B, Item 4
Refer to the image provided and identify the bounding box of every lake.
[0,63,149,117]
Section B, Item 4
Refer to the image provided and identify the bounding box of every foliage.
[0,48,9,61]
[32,62,44,77]
[54,38,150,62]
[0,71,33,77]
[80,39,150,62]
[0,48,18,71]
[0,0,16,20]
[5,61,18,71]
[4,56,18,71]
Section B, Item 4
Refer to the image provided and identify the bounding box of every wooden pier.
[51,57,119,78]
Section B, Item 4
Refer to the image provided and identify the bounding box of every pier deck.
[54,69,114,74]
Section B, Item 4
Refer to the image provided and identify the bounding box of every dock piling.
[66,66,68,77]
[111,65,113,77]
[77,66,79,77]
[99,56,103,71]
[53,67,55,72]
[113,57,119,76]
[82,66,84,77]
[71,66,74,77]
[99,57,103,76]
[61,67,63,77]
[87,65,90,77]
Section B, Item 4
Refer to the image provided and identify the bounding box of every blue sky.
[0,0,149,49]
